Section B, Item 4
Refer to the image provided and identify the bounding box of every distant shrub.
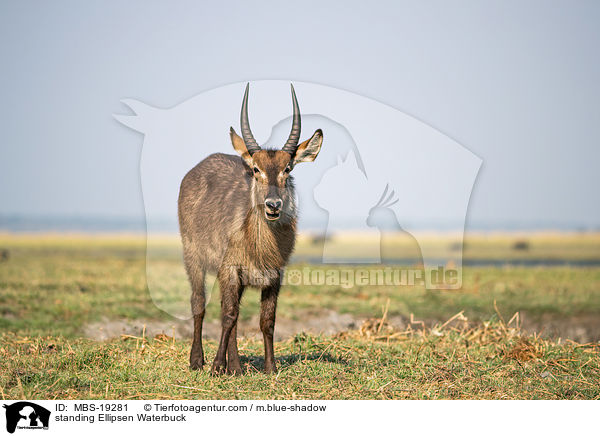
[512,240,530,251]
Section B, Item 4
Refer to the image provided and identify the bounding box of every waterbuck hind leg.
[190,313,205,370]
[212,268,241,376]
[260,282,280,374]
[188,267,206,370]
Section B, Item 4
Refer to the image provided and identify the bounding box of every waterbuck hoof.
[190,358,205,371]
[211,361,227,376]
[190,351,205,370]
[227,363,243,376]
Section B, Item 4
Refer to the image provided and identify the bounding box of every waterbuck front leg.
[226,284,244,375]
[260,280,280,374]
[226,323,243,375]
[212,267,242,376]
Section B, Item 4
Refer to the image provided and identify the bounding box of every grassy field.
[2,321,599,400]
[0,233,599,399]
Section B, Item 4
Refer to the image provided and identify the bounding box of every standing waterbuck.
[178,84,323,375]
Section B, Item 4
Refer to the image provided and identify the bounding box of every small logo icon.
[2,402,50,434]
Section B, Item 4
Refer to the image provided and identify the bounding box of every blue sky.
[1,1,599,230]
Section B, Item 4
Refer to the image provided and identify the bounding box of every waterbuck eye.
[284,166,291,174]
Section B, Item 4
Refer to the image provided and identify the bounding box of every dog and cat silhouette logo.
[2,402,50,433]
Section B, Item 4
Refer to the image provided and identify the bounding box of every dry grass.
[1,310,598,400]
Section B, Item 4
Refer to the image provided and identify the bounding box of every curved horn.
[282,84,301,154]
[240,83,261,155]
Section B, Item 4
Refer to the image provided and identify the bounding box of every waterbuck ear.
[230,127,254,167]
[293,129,323,164]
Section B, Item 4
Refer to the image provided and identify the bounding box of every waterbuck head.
[230,83,323,222]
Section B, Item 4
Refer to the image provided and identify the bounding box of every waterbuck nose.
[265,198,282,211]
